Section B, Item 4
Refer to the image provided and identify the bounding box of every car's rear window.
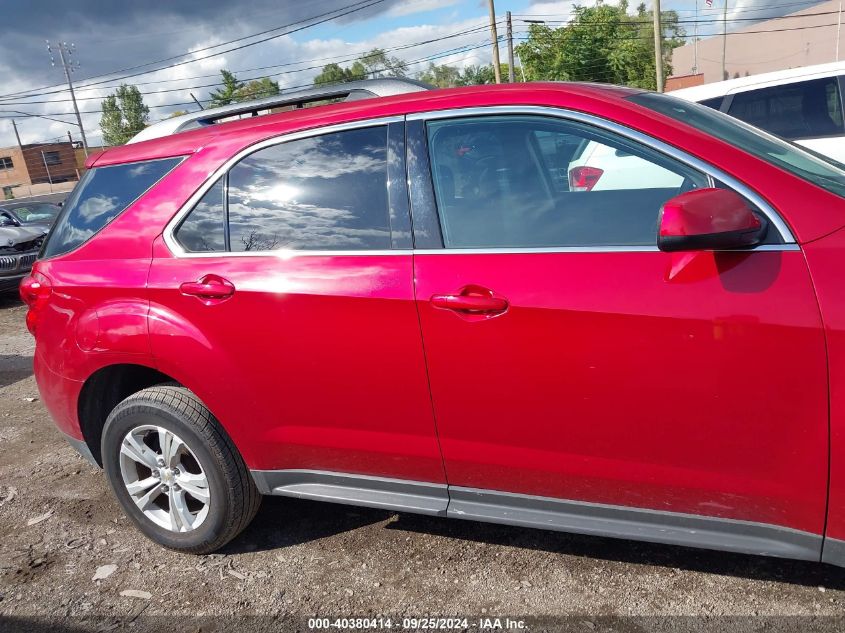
[41,157,182,259]
[628,92,845,200]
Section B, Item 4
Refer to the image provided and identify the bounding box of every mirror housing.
[657,188,767,252]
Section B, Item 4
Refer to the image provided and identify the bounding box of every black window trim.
[163,116,411,257]
[404,105,795,253]
[724,76,845,142]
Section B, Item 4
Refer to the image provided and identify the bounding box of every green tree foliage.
[209,71,280,106]
[314,48,407,85]
[99,84,150,146]
[417,62,510,88]
[167,110,189,118]
[515,1,683,90]
[209,70,243,107]
[359,48,408,77]
[234,77,281,101]
[418,63,462,88]
[313,62,364,85]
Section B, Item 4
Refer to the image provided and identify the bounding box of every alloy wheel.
[118,425,210,532]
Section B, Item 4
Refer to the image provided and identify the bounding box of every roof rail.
[128,78,432,144]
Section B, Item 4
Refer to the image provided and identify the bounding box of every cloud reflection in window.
[227,126,391,251]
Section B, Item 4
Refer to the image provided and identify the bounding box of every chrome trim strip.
[406,106,796,244]
[164,107,798,258]
[414,244,799,255]
[251,469,448,516]
[448,486,821,562]
[162,116,405,258]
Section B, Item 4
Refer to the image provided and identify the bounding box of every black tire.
[101,386,261,554]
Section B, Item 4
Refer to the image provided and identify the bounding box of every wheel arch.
[77,363,182,466]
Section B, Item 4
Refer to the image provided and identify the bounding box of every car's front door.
[408,112,829,546]
[147,121,446,494]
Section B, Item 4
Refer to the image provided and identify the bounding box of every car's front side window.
[426,115,708,249]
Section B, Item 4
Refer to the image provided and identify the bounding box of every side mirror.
[657,188,767,252]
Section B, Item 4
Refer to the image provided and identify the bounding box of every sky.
[0,0,829,149]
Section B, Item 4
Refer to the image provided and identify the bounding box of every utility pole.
[41,151,54,193]
[68,130,80,179]
[11,120,32,197]
[506,11,516,83]
[693,0,699,74]
[48,40,88,157]
[653,0,664,92]
[487,0,502,84]
[721,0,729,80]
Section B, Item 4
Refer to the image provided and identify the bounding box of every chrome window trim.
[413,244,798,255]
[163,116,404,258]
[164,108,798,259]
[406,105,796,245]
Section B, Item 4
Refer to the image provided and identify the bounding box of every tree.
[314,48,407,86]
[167,110,189,118]
[314,62,362,85]
[234,77,280,101]
[209,70,244,107]
[417,63,510,88]
[419,63,462,88]
[515,1,683,90]
[99,84,150,146]
[359,48,408,78]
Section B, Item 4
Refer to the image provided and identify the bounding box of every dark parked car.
[0,201,58,293]
[0,201,61,231]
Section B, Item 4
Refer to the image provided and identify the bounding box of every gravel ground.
[1,294,845,632]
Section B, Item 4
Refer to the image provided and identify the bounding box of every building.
[671,0,845,84]
[0,141,79,198]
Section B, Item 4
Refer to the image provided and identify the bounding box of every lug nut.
[157,458,165,467]
[172,468,180,476]
[152,471,160,478]
[160,484,168,493]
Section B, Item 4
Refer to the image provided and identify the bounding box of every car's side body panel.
[26,82,845,563]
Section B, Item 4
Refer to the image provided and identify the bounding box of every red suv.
[22,79,845,565]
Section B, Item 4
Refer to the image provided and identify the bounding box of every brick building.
[0,141,79,197]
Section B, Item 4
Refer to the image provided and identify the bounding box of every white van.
[671,61,845,163]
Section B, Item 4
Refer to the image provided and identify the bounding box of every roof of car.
[669,60,845,102]
[89,82,643,168]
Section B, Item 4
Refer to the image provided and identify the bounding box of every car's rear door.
[408,110,828,555]
[147,120,447,502]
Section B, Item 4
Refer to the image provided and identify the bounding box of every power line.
[0,22,498,106]
[0,38,497,120]
[0,0,388,103]
[516,8,845,27]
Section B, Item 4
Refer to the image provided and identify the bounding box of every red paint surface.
[27,83,845,539]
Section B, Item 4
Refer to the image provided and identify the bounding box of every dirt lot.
[1,295,845,632]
